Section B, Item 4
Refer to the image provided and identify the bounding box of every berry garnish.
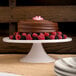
[38,35,45,40]
[63,34,67,39]
[44,32,49,36]
[26,34,33,40]
[32,33,38,37]
[57,35,62,39]
[15,34,21,40]
[22,33,27,36]
[9,35,13,39]
[16,32,20,35]
[13,32,16,35]
[57,31,62,35]
[50,35,55,39]
[40,33,44,36]
[51,32,56,35]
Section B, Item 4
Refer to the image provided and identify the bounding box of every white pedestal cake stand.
[3,37,72,63]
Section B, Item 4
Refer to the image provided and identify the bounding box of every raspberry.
[27,34,31,37]
[50,35,55,39]
[22,33,27,36]
[40,33,44,36]
[15,34,21,40]
[16,32,20,35]
[57,35,62,39]
[57,31,62,35]
[9,35,13,39]
[32,33,38,37]
[13,32,16,35]
[51,32,56,35]
[38,35,45,40]
[26,34,33,40]
[44,32,49,36]
[63,34,67,39]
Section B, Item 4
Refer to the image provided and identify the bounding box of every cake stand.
[3,37,72,63]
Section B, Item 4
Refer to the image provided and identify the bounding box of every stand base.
[20,43,55,63]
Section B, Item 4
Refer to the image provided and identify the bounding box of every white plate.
[54,57,76,76]
[0,72,21,76]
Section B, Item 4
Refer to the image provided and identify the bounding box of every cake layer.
[18,29,57,32]
[18,19,58,32]
[18,20,57,25]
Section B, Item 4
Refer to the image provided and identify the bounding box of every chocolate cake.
[18,16,58,32]
[9,16,68,40]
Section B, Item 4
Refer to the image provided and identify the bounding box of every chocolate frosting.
[18,19,58,32]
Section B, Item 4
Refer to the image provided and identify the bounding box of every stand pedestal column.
[20,43,55,63]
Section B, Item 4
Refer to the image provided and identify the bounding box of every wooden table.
[0,54,76,76]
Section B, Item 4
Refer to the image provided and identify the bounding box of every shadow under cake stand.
[3,37,72,63]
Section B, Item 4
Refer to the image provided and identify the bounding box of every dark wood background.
[0,0,76,54]
[0,0,76,6]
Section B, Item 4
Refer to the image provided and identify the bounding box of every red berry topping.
[16,32,20,35]
[63,34,67,39]
[57,35,62,39]
[9,35,13,39]
[32,33,38,37]
[22,33,27,36]
[44,32,49,36]
[40,33,44,36]
[26,34,33,40]
[13,32,16,35]
[51,32,56,35]
[57,31,62,35]
[13,32,20,35]
[16,34,21,40]
[38,35,45,40]
[50,35,55,39]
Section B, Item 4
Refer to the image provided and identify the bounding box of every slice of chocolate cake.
[18,16,58,32]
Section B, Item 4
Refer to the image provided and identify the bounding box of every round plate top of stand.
[3,37,72,43]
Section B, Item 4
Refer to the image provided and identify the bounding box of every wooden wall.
[0,6,76,23]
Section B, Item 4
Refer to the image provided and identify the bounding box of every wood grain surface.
[0,6,76,23]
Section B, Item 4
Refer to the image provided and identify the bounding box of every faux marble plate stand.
[3,37,72,63]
